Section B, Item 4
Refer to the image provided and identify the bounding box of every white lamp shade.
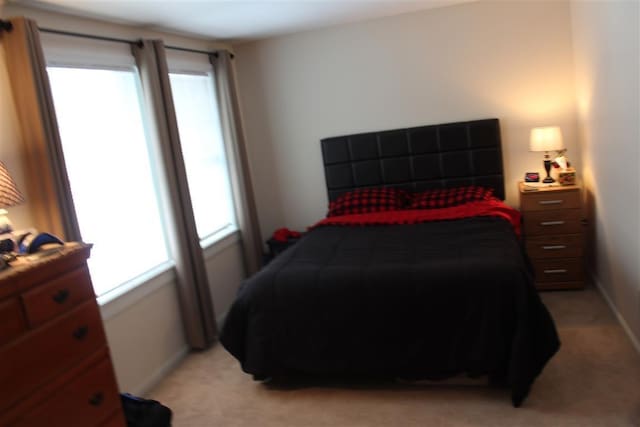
[529,126,564,152]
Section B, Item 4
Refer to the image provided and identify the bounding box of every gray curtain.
[133,40,217,350]
[2,17,81,241]
[211,51,263,275]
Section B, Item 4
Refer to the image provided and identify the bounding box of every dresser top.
[519,182,580,194]
[0,242,92,300]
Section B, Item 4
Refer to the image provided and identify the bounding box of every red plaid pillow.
[409,186,495,209]
[328,188,407,217]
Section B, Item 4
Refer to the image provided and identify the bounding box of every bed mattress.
[221,214,560,407]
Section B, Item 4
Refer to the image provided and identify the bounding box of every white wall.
[0,4,247,394]
[101,233,246,394]
[204,233,247,325]
[234,0,580,241]
[570,0,640,349]
[100,268,187,394]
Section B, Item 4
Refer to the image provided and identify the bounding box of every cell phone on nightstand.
[525,172,540,182]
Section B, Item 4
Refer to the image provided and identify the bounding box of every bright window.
[48,67,171,297]
[169,72,236,240]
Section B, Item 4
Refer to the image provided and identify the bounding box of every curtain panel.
[2,17,81,241]
[211,51,263,275]
[133,40,217,350]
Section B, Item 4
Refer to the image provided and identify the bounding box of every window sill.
[97,226,240,321]
[200,224,237,248]
[98,261,176,320]
[201,225,239,259]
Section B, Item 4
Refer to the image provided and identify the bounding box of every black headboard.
[321,118,504,201]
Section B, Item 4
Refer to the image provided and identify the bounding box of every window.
[47,66,171,297]
[168,54,236,242]
[43,36,238,300]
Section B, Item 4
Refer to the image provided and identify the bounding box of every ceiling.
[15,0,473,43]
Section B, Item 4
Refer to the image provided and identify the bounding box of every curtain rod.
[165,45,234,59]
[38,26,232,58]
[165,45,217,57]
[39,27,142,47]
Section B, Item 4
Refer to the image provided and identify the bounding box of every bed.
[220,118,560,407]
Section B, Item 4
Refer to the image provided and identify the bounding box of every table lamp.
[529,126,564,183]
[0,161,25,234]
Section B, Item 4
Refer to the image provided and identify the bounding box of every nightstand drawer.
[22,266,94,328]
[521,190,580,212]
[15,358,120,427]
[0,298,26,345]
[526,234,583,259]
[523,209,582,235]
[533,258,583,283]
[0,300,106,411]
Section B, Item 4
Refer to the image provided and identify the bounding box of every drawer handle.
[544,269,568,274]
[540,221,565,226]
[88,392,104,406]
[542,245,567,250]
[52,289,70,304]
[72,325,89,341]
[539,199,563,205]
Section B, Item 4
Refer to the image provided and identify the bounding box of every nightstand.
[519,182,585,290]
[264,237,300,264]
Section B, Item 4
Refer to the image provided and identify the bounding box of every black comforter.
[221,217,560,407]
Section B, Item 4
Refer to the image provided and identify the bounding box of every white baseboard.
[589,270,640,356]
[131,346,190,396]
[125,311,228,397]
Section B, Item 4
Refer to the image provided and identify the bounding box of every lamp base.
[543,158,555,184]
[0,209,13,234]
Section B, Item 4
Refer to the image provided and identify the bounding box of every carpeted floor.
[149,285,640,426]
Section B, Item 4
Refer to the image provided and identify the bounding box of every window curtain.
[210,51,263,275]
[133,40,217,350]
[1,17,81,241]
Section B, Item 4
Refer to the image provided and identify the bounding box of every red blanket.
[312,199,521,236]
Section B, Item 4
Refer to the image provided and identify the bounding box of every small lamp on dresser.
[529,126,564,183]
[0,161,25,234]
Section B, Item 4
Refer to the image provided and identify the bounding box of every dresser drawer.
[100,411,128,427]
[521,190,580,212]
[532,258,583,283]
[523,209,582,236]
[526,234,583,259]
[15,358,121,427]
[0,298,26,345]
[22,265,94,328]
[0,300,106,411]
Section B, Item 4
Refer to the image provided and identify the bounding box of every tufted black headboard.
[321,118,504,201]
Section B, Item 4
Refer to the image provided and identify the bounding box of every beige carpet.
[150,285,640,426]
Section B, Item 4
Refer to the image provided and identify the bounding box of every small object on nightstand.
[265,228,302,264]
[558,167,576,186]
[525,172,540,183]
[271,227,301,243]
[518,182,585,291]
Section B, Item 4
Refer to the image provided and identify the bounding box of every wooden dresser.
[519,182,585,290]
[0,243,126,427]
